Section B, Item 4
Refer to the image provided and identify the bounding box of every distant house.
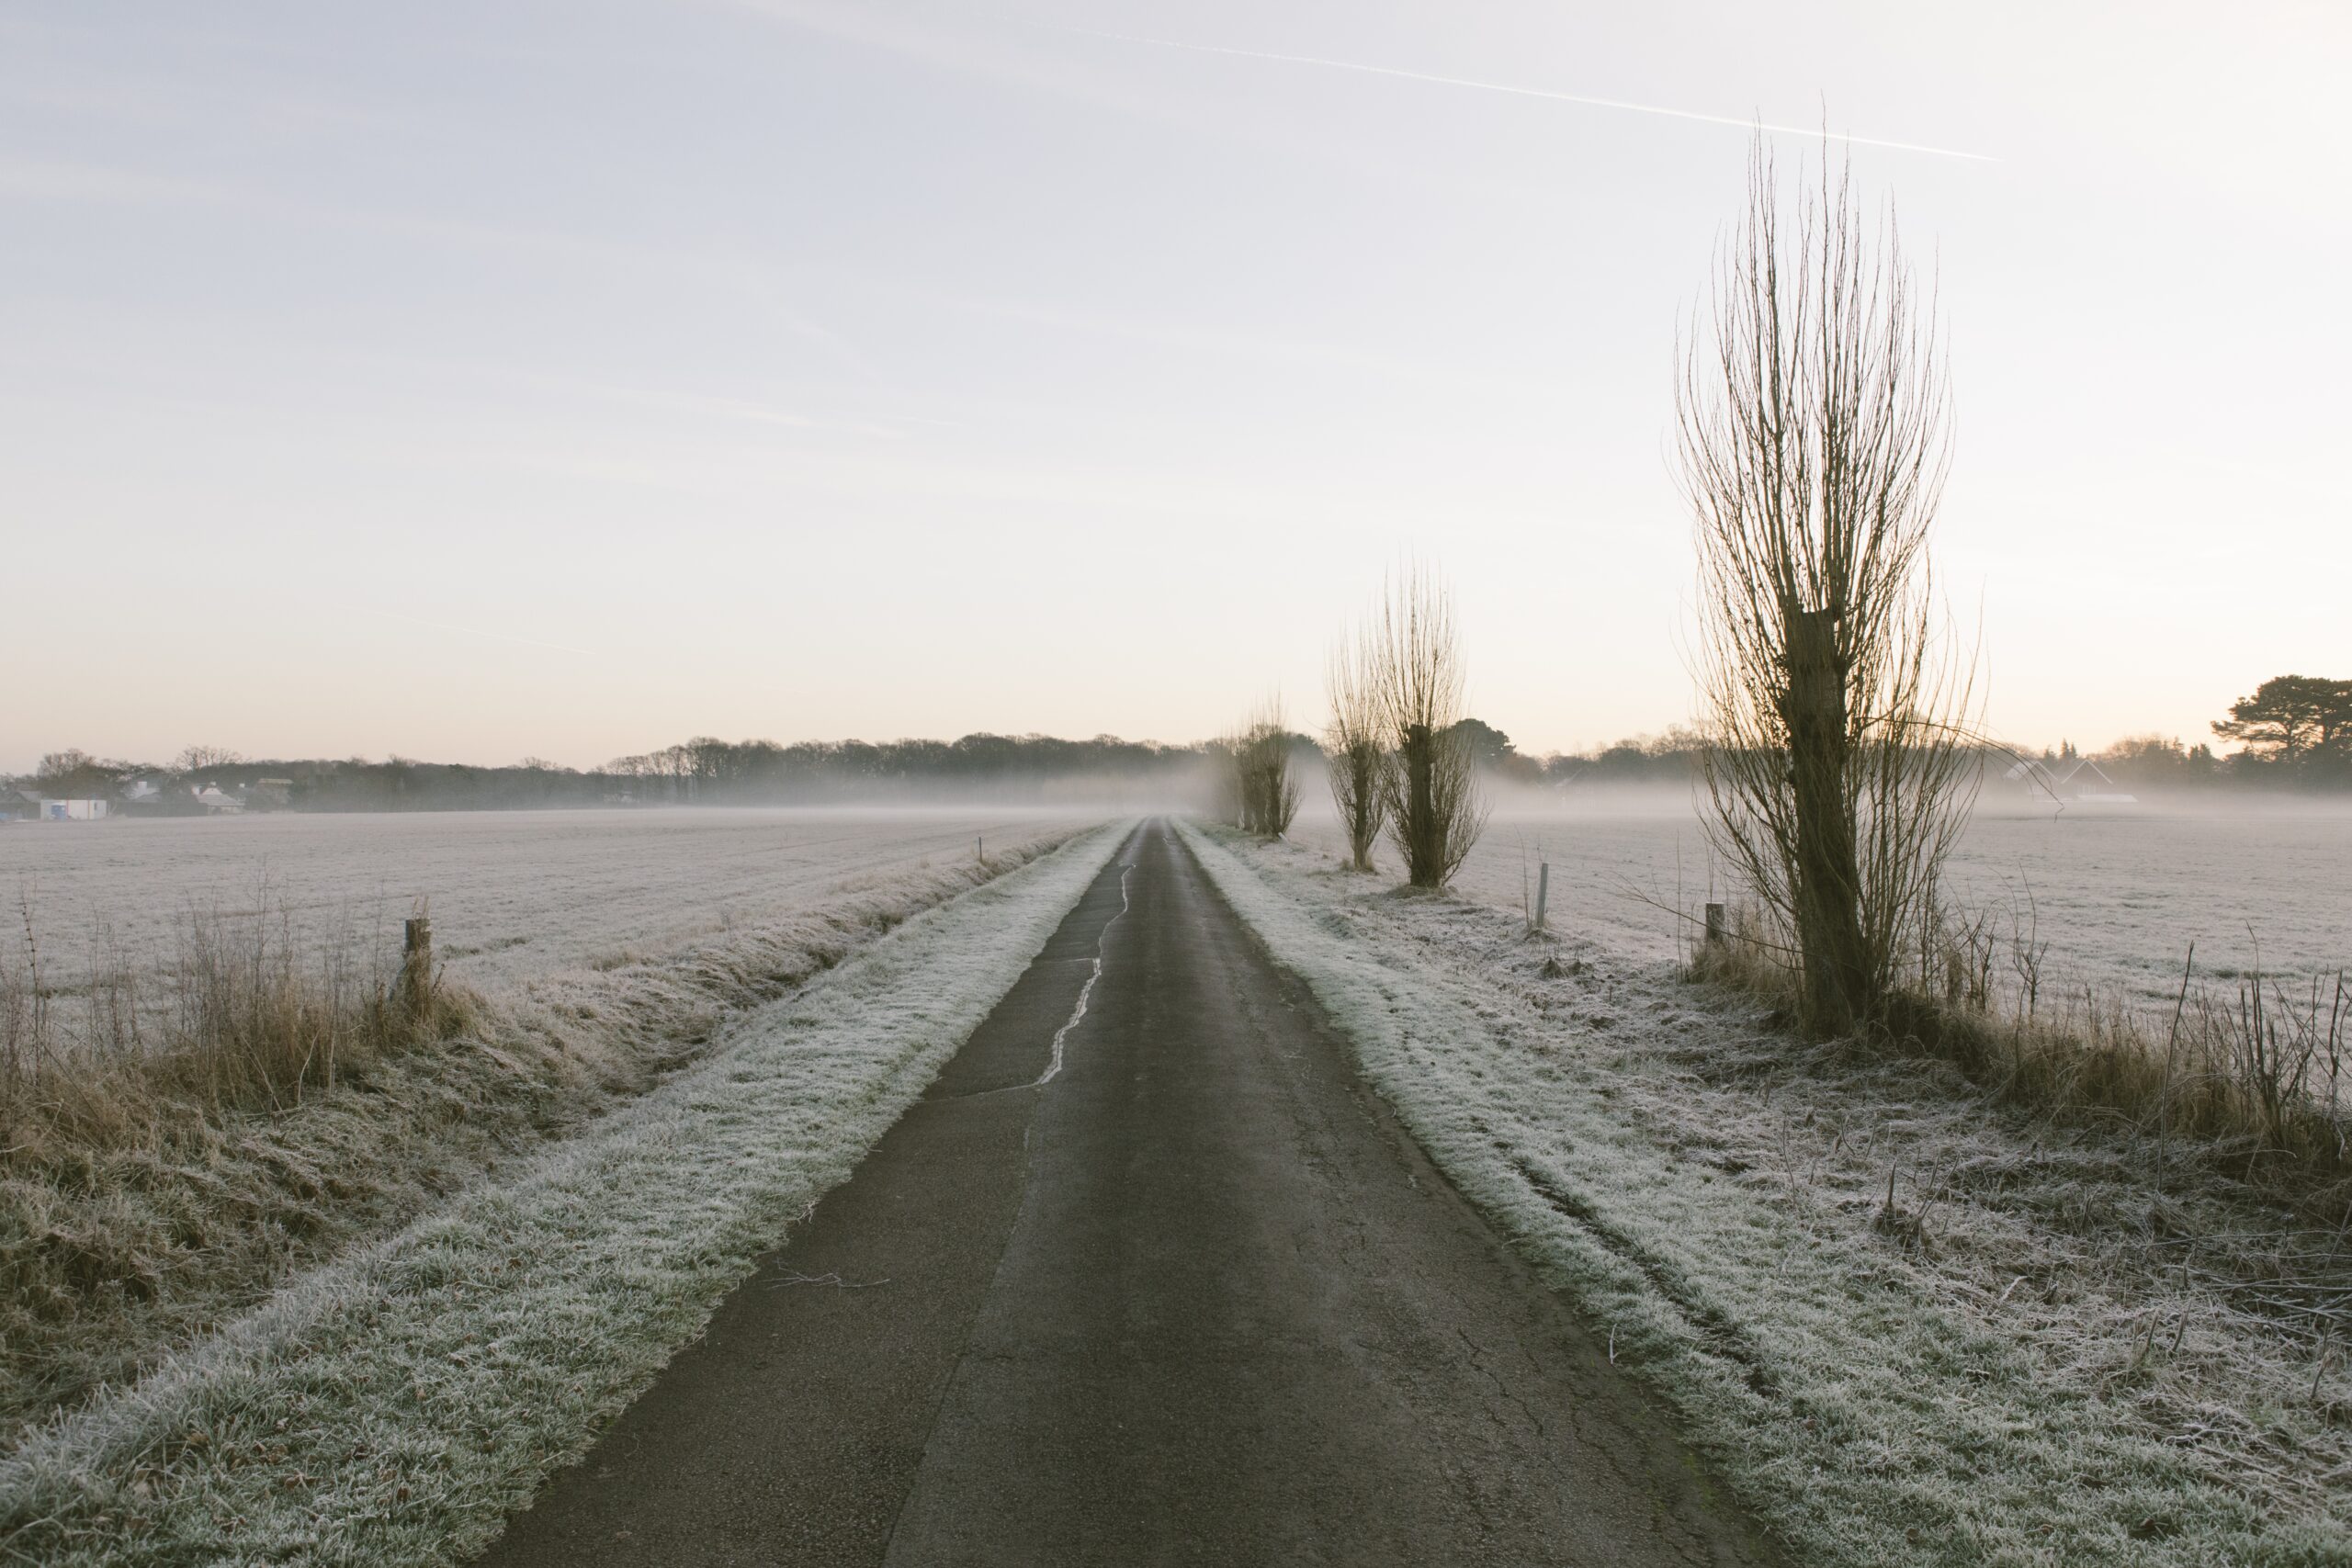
[2059,758,2137,803]
[39,798,111,821]
[2005,756,2137,805]
[0,788,43,823]
[193,785,244,815]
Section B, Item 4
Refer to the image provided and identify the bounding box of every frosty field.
[1293,797,2352,1014]
[15,800,2340,1028]
[1,807,1097,1000]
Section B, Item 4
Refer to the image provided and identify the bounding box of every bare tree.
[1223,733,1261,831]
[1677,135,1979,1036]
[660,743,693,804]
[173,745,243,775]
[1233,699,1302,838]
[1324,628,1388,871]
[1368,566,1486,887]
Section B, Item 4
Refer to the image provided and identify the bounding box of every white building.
[193,785,244,815]
[40,798,110,821]
[2004,756,2137,805]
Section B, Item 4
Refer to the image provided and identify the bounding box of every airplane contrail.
[1062,28,1995,164]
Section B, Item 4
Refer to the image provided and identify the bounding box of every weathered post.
[977,835,984,866]
[1704,902,1727,949]
[1532,862,1550,933]
[400,914,433,1018]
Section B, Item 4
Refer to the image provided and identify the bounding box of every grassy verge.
[1180,820,2351,1567]
[0,820,1126,1567]
[0,826,1087,1450]
[1692,907,2350,1223]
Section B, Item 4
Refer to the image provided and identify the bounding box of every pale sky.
[6,1,2346,772]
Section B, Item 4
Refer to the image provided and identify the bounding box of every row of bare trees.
[1225,133,1973,1036]
[1276,136,1972,1038]
[1227,568,1487,889]
[1223,568,1487,892]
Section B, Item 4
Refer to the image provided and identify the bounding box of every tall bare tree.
[1324,629,1388,872]
[1368,566,1486,887]
[1677,136,1979,1036]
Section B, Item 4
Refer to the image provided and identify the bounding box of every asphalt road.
[478,819,1773,1566]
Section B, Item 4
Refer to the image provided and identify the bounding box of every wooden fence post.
[1704,902,1727,949]
[401,915,433,1013]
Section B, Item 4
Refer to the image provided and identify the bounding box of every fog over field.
[11,792,2346,1029]
[2,807,1106,999]
[1291,787,2352,1016]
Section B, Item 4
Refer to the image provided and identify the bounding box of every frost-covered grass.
[1182,821,2352,1567]
[0,818,1090,1445]
[0,821,1126,1567]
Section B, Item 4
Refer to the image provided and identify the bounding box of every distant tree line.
[11,675,2344,816]
[2018,676,2352,793]
[596,734,1209,804]
[8,724,1679,818]
[6,735,1219,813]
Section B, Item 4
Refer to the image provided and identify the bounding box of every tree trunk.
[1780,606,1870,1033]
[1404,722,1436,886]
[1348,748,1379,872]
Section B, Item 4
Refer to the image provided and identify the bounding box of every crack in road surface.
[1035,862,1132,1086]
[476,820,1775,1567]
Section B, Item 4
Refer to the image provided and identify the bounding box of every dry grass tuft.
[4,890,477,1164]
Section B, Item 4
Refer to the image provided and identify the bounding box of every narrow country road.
[478,819,1773,1566]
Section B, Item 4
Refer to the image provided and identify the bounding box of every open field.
[1290,798,2352,1016]
[17,800,2342,1028]
[1,807,1102,1001]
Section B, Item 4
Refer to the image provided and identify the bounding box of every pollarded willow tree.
[1677,136,1979,1037]
[1324,629,1387,872]
[1369,566,1486,888]
[1212,729,1248,828]
[1229,698,1302,838]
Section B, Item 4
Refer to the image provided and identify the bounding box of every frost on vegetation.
[0,820,1090,1446]
[1177,820,2352,1568]
[0,822,1126,1567]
